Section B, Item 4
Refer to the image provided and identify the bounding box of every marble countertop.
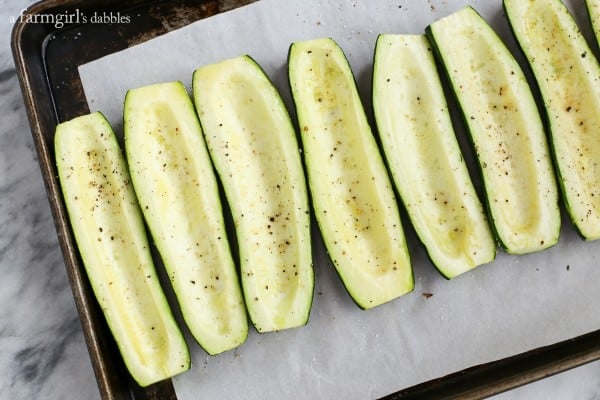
[1,1,599,399]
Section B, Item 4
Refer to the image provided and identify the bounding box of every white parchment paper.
[79,0,600,398]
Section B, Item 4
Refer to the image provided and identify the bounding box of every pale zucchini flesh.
[427,7,561,253]
[192,56,314,333]
[124,82,248,354]
[55,112,189,387]
[505,0,600,240]
[288,38,413,309]
[372,34,496,278]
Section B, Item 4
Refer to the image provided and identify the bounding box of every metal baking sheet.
[11,0,600,399]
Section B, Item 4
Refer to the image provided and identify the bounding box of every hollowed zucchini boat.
[55,112,190,387]
[124,82,248,354]
[288,38,414,309]
[505,0,600,240]
[427,7,561,253]
[193,56,314,332]
[372,34,496,278]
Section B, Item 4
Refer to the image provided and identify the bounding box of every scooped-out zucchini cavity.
[124,82,248,354]
[193,56,314,333]
[55,112,190,387]
[505,0,600,240]
[372,34,496,278]
[427,6,561,253]
[288,38,414,309]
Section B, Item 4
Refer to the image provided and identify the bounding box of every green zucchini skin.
[372,34,496,279]
[124,82,248,354]
[586,0,600,48]
[192,56,314,333]
[504,0,600,240]
[426,7,561,254]
[288,38,414,309]
[55,112,190,387]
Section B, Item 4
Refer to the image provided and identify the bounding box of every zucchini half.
[55,112,189,387]
[427,7,561,253]
[124,82,248,354]
[288,38,414,309]
[372,34,496,279]
[505,0,600,240]
[192,56,314,333]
